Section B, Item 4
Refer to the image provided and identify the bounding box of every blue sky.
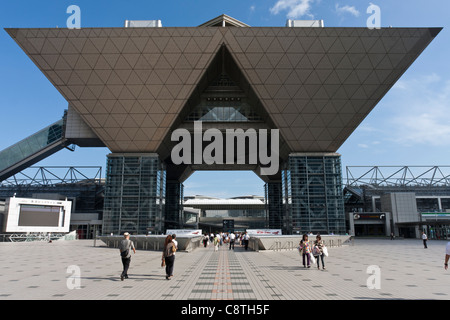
[0,0,449,197]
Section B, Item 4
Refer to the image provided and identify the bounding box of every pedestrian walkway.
[0,238,449,300]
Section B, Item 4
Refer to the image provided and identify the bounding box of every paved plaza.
[0,238,449,300]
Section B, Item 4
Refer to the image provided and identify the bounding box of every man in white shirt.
[243,232,250,250]
[422,231,428,249]
[445,241,450,270]
[229,232,236,250]
[172,234,178,254]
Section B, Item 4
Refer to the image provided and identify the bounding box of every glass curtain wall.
[103,154,165,235]
[165,181,184,230]
[283,154,346,235]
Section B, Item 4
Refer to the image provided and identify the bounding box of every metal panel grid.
[284,154,345,234]
[103,154,165,235]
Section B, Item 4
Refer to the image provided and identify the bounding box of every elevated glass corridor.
[0,118,69,181]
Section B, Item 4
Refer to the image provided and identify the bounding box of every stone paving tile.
[0,239,449,300]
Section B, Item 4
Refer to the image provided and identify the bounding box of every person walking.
[444,241,450,270]
[172,234,178,252]
[229,232,236,250]
[213,234,220,252]
[299,234,311,268]
[172,234,178,271]
[422,231,428,249]
[243,232,250,250]
[203,234,209,248]
[313,235,326,270]
[162,235,176,280]
[119,232,136,281]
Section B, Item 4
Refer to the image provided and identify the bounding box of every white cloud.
[355,124,383,134]
[357,143,369,148]
[250,5,256,12]
[335,4,360,17]
[270,0,315,19]
[386,75,450,147]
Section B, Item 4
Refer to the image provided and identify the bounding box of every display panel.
[18,205,61,227]
[4,197,71,233]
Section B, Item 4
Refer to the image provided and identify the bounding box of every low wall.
[248,235,352,251]
[99,235,203,252]
[99,234,351,253]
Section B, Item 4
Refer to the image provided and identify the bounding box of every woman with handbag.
[299,234,311,268]
[162,235,176,280]
[313,235,326,270]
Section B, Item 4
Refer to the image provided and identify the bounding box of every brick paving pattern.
[0,238,449,300]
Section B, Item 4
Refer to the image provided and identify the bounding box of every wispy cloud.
[335,4,360,17]
[270,0,315,19]
[387,74,450,147]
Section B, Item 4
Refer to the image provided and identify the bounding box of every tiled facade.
[6,26,440,154]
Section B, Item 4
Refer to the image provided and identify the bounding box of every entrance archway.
[183,170,267,234]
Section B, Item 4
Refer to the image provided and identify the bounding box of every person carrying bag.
[162,235,176,280]
[299,234,312,268]
[313,235,326,270]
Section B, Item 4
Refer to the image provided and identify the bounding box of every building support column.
[102,153,165,235]
[266,181,284,232]
[165,180,184,231]
[283,153,346,235]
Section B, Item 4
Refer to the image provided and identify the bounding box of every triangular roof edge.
[198,14,250,27]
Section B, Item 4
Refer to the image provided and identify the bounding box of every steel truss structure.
[346,166,450,187]
[0,166,103,187]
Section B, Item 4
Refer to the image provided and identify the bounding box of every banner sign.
[165,229,202,236]
[353,213,385,220]
[246,229,282,236]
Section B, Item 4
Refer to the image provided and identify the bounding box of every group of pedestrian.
[202,232,251,251]
[298,233,327,270]
[120,230,450,282]
[415,231,450,270]
[118,232,179,281]
[411,231,450,270]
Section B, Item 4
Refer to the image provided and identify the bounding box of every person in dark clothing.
[313,235,326,270]
[119,232,136,281]
[162,235,176,280]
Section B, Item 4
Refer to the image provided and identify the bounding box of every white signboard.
[246,229,282,236]
[4,197,72,233]
[165,229,202,236]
